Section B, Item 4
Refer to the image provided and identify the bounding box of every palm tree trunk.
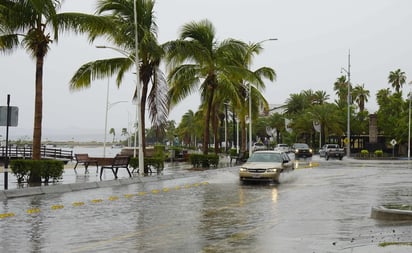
[203,89,215,155]
[141,77,150,157]
[240,119,247,153]
[212,108,219,154]
[32,56,44,160]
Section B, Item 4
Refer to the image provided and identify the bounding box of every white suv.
[274,144,289,153]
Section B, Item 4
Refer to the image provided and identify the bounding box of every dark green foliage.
[189,154,219,168]
[10,160,64,184]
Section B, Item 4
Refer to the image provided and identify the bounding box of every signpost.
[390,139,397,158]
[1,95,19,190]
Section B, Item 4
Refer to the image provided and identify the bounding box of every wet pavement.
[1,157,412,252]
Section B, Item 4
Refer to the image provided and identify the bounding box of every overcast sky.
[1,0,412,141]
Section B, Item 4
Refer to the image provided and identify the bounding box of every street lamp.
[408,81,412,160]
[341,50,351,158]
[95,0,143,172]
[248,38,277,157]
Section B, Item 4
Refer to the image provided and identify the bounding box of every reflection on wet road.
[1,158,412,252]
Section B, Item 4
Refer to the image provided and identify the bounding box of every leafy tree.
[0,0,110,159]
[376,89,405,142]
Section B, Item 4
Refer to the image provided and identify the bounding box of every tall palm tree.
[333,75,350,105]
[109,128,116,142]
[69,0,167,154]
[352,83,370,112]
[0,0,110,159]
[388,69,406,93]
[308,103,343,145]
[313,90,330,105]
[165,19,252,154]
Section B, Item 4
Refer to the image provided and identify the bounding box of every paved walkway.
[0,155,234,199]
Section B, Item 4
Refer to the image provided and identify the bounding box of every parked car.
[252,142,266,151]
[291,143,313,158]
[320,143,345,160]
[274,144,290,153]
[239,150,294,183]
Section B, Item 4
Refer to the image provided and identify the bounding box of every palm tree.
[388,69,406,93]
[109,128,116,143]
[352,83,370,112]
[313,90,330,105]
[333,75,350,105]
[69,0,168,154]
[165,19,252,154]
[0,0,110,159]
[308,103,343,145]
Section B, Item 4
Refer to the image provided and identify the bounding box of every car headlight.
[266,168,277,172]
[309,149,313,153]
[239,167,247,172]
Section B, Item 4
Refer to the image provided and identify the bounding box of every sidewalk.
[0,155,233,199]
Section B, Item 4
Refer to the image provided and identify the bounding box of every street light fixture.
[95,1,143,172]
[341,50,351,158]
[248,38,277,157]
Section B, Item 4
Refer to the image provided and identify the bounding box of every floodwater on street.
[1,157,412,252]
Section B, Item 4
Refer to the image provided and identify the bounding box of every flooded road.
[1,158,412,252]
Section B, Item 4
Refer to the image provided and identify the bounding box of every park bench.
[73,153,99,174]
[99,155,131,180]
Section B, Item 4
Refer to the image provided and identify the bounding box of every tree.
[333,75,351,106]
[165,19,253,154]
[109,128,116,143]
[69,0,168,154]
[388,69,406,93]
[0,0,110,159]
[232,41,276,154]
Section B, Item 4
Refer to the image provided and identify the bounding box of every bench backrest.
[75,154,90,162]
[112,155,130,167]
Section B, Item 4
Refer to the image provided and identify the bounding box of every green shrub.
[229,149,237,157]
[10,159,64,184]
[129,156,165,173]
[189,154,219,168]
[374,149,383,157]
[360,149,369,157]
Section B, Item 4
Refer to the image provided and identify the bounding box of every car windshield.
[278,144,288,147]
[248,153,283,163]
[294,144,308,148]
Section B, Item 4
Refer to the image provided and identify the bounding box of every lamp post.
[341,50,351,158]
[408,92,411,160]
[95,0,143,171]
[248,38,277,157]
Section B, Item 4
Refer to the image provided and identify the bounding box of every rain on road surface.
[1,157,412,252]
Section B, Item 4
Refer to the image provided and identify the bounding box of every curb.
[371,206,412,220]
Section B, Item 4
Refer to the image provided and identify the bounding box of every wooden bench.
[73,154,99,174]
[99,155,131,180]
